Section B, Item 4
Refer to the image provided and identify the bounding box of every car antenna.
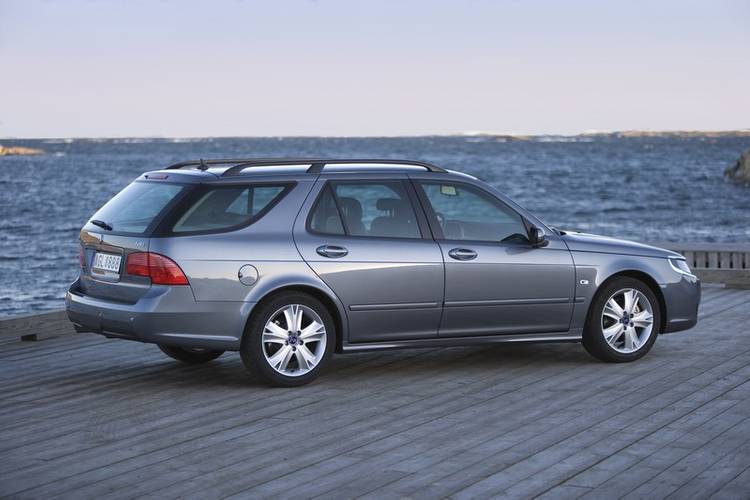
[198,158,209,171]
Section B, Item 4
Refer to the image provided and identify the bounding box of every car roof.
[139,158,477,182]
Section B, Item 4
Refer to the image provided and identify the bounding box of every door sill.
[341,330,582,352]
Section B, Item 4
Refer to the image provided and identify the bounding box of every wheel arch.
[593,270,667,333]
[242,283,347,353]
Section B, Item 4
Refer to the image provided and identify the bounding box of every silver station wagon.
[67,158,701,386]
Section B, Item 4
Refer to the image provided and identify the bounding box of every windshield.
[87,181,185,235]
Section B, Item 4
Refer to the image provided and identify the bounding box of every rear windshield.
[171,184,289,233]
[88,181,185,235]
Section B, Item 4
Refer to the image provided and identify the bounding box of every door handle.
[448,248,477,261]
[316,245,349,258]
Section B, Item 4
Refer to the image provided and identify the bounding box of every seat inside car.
[370,198,419,238]
[338,197,366,235]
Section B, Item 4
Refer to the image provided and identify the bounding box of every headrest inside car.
[376,198,402,212]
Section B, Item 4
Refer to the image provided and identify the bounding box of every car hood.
[560,231,682,259]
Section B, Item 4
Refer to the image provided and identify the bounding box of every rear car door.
[413,178,576,337]
[294,175,444,343]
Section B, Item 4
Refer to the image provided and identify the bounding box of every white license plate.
[92,252,122,274]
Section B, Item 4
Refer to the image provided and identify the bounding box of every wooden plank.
[666,434,750,499]
[681,251,695,269]
[419,360,750,499]
[695,251,708,269]
[138,336,750,495]
[1,355,568,496]
[620,414,750,499]
[548,384,750,495]
[708,251,720,269]
[647,242,750,253]
[710,465,750,499]
[0,310,74,343]
[731,252,743,270]
[310,377,749,500]
[695,269,750,288]
[0,291,749,498]
[720,252,731,269]
[699,289,750,319]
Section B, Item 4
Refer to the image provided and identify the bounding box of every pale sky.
[1,0,749,137]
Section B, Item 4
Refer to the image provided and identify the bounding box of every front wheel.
[241,292,335,387]
[583,277,661,363]
[158,345,224,364]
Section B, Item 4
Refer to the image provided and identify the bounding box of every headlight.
[669,257,695,276]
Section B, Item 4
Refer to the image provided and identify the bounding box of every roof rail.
[304,159,446,174]
[223,158,447,177]
[165,158,289,170]
[164,158,448,176]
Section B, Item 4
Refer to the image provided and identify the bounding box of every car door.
[413,178,576,337]
[293,175,444,343]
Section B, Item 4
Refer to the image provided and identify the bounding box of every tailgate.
[79,230,152,303]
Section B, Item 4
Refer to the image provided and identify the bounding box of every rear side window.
[88,181,185,235]
[173,184,288,233]
[309,181,421,239]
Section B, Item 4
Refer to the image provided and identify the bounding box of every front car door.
[412,176,576,337]
[294,174,444,343]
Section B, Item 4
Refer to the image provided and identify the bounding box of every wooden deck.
[1,285,749,499]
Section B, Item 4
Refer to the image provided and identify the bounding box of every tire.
[241,292,335,387]
[158,345,224,364]
[582,277,661,363]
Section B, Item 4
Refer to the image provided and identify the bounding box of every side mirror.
[528,225,548,247]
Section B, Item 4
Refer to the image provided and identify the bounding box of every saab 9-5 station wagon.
[66,158,701,386]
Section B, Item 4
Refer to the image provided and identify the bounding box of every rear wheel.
[583,277,661,363]
[241,292,334,387]
[158,345,224,364]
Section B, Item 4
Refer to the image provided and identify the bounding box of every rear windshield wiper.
[90,219,113,231]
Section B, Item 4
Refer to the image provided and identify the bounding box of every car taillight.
[126,252,150,277]
[79,247,86,269]
[126,252,189,285]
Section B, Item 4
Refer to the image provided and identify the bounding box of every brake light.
[126,252,189,285]
[126,252,149,277]
[79,247,86,269]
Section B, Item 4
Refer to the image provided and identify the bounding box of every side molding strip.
[342,331,582,352]
[444,297,570,307]
[349,302,439,311]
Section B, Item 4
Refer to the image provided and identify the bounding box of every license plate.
[92,252,122,275]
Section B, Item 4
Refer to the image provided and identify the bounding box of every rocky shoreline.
[725,148,750,185]
[0,144,45,156]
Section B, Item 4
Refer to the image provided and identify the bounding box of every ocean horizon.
[3,129,750,141]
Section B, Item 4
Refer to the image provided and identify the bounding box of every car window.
[309,185,345,235]
[419,182,528,243]
[88,181,185,235]
[309,181,421,239]
[173,185,286,233]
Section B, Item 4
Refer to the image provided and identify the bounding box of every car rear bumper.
[660,275,701,334]
[65,280,251,351]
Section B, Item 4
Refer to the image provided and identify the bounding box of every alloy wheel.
[600,288,654,354]
[262,304,327,376]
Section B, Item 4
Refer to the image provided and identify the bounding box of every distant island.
[585,130,750,138]
[0,144,44,156]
